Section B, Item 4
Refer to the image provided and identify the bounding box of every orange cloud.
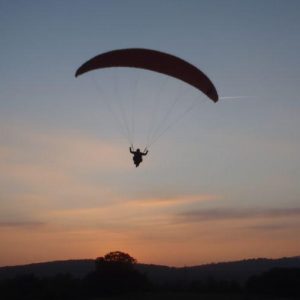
[1,122,299,268]
[129,193,219,207]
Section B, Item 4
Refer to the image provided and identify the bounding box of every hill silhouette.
[1,256,299,284]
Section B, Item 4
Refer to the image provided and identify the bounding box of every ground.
[92,292,293,300]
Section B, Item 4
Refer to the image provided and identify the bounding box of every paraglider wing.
[75,48,218,102]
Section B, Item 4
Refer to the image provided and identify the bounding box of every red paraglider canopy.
[75,48,218,102]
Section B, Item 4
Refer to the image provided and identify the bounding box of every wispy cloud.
[0,221,46,228]
[43,193,215,230]
[0,124,129,202]
[0,125,129,171]
[128,194,219,207]
[176,207,300,223]
[248,222,299,231]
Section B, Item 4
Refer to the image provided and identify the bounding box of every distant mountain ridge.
[1,256,300,284]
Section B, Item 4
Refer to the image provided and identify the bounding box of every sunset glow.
[1,0,300,267]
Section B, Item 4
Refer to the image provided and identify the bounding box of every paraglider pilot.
[129,146,148,167]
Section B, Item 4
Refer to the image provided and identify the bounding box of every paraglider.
[129,146,148,167]
[75,48,218,167]
[75,48,218,102]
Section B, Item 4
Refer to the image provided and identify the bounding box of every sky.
[1,0,300,267]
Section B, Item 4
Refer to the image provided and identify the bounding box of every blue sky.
[0,0,300,266]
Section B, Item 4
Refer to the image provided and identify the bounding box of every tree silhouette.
[95,251,137,270]
[84,251,148,296]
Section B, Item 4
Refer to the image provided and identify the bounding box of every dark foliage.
[189,277,241,294]
[1,254,299,299]
[152,276,241,295]
[83,251,149,297]
[246,267,300,297]
[0,273,82,300]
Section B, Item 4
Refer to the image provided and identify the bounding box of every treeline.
[246,267,300,298]
[1,252,299,299]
